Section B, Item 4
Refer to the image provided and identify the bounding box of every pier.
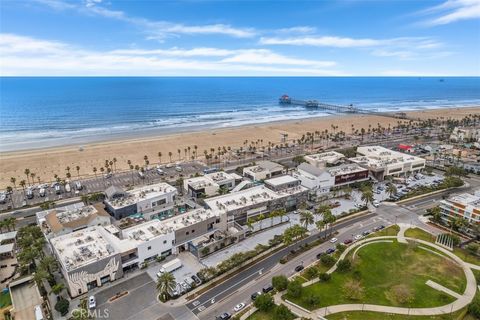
[279,94,409,120]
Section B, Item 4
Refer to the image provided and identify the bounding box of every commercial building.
[450,127,480,142]
[264,175,301,192]
[50,226,124,297]
[304,151,345,168]
[439,191,480,235]
[205,184,307,224]
[293,163,369,193]
[184,171,237,198]
[349,146,425,181]
[36,202,111,239]
[243,161,285,181]
[0,231,17,259]
[104,183,177,220]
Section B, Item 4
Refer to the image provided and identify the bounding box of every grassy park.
[326,310,469,320]
[284,241,466,310]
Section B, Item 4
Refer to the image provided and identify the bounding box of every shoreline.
[0,106,479,189]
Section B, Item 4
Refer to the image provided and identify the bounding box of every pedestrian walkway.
[396,223,410,243]
[279,233,478,318]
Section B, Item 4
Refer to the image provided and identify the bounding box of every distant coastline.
[0,105,478,189]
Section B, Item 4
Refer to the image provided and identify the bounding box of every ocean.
[1,77,479,152]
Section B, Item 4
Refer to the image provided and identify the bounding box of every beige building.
[304,151,345,168]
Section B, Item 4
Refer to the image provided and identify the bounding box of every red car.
[343,239,353,245]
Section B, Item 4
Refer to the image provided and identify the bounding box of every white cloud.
[0,33,342,76]
[420,0,480,25]
[259,35,381,47]
[275,26,317,34]
[33,0,256,39]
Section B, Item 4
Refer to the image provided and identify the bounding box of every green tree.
[386,183,397,198]
[275,304,293,320]
[299,210,314,229]
[156,272,176,301]
[51,283,65,296]
[320,254,336,268]
[254,293,274,312]
[361,189,374,206]
[337,259,352,272]
[287,279,303,298]
[272,275,288,291]
[55,298,70,316]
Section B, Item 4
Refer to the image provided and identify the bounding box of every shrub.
[275,304,293,320]
[352,270,362,280]
[386,284,414,305]
[337,259,352,272]
[54,298,69,316]
[303,294,320,308]
[319,273,331,282]
[468,295,480,318]
[254,293,274,312]
[272,275,289,291]
[287,279,303,298]
[336,244,346,254]
[320,254,336,268]
[304,267,318,279]
[342,280,364,300]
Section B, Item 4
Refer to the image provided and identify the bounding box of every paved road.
[187,212,382,317]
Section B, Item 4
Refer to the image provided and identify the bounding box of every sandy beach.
[0,106,478,189]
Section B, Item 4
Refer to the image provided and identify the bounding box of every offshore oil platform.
[278,94,408,119]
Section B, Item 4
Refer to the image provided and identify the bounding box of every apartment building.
[184,171,237,198]
[439,191,480,235]
[243,161,285,181]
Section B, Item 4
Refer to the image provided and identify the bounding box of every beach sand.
[1,106,478,189]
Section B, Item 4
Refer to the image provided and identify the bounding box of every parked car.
[316,252,326,259]
[175,166,183,172]
[88,296,96,309]
[294,265,304,272]
[362,230,371,236]
[216,313,231,320]
[262,285,273,293]
[329,237,338,243]
[104,172,112,179]
[251,291,262,300]
[326,248,336,255]
[372,200,380,207]
[234,303,245,312]
[26,188,34,199]
[354,234,363,241]
[343,239,353,245]
[191,275,202,285]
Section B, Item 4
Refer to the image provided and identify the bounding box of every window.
[216,219,220,223]
[147,246,151,250]
[163,240,167,244]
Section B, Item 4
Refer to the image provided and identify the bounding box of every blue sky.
[1,0,479,76]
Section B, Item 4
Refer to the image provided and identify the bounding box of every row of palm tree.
[0,217,16,233]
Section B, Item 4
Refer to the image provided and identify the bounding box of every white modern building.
[104,183,177,220]
[304,151,345,168]
[36,202,111,239]
[205,183,308,224]
[349,146,425,181]
[184,171,237,198]
[293,163,369,193]
[450,127,480,142]
[264,175,301,192]
[243,161,285,181]
[439,191,480,235]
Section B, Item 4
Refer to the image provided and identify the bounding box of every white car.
[329,237,338,243]
[234,303,245,312]
[88,296,96,309]
[372,200,380,207]
[354,234,363,241]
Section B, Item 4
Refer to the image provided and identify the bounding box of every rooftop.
[105,182,177,209]
[244,161,284,173]
[297,163,324,177]
[265,175,299,186]
[0,231,17,243]
[326,164,368,176]
[205,184,305,213]
[50,226,118,272]
[122,208,219,242]
[350,146,424,168]
[205,171,235,183]
[305,151,345,163]
[446,192,480,208]
[186,176,217,190]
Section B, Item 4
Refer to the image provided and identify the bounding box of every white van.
[138,171,145,179]
[65,183,71,193]
[34,305,44,320]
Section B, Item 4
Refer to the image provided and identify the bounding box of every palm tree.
[24,168,30,185]
[40,255,58,276]
[177,149,181,161]
[299,210,314,230]
[322,209,336,237]
[277,208,286,223]
[112,158,117,172]
[361,189,374,207]
[76,165,80,178]
[168,152,173,163]
[246,217,255,232]
[32,268,48,287]
[6,186,14,208]
[93,167,97,178]
[386,183,397,198]
[19,180,26,199]
[158,152,162,164]
[10,177,17,190]
[156,272,176,301]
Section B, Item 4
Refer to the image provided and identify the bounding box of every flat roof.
[351,146,425,168]
[265,175,299,186]
[205,171,235,183]
[105,182,177,209]
[305,151,345,163]
[205,184,306,213]
[244,161,283,173]
[186,176,217,189]
[0,231,17,243]
[326,164,368,176]
[446,192,480,207]
[0,243,14,254]
[50,226,119,272]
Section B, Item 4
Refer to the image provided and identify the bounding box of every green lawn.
[404,228,436,243]
[367,225,400,238]
[326,310,465,320]
[284,241,466,310]
[404,228,480,266]
[0,291,12,308]
[246,306,295,320]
